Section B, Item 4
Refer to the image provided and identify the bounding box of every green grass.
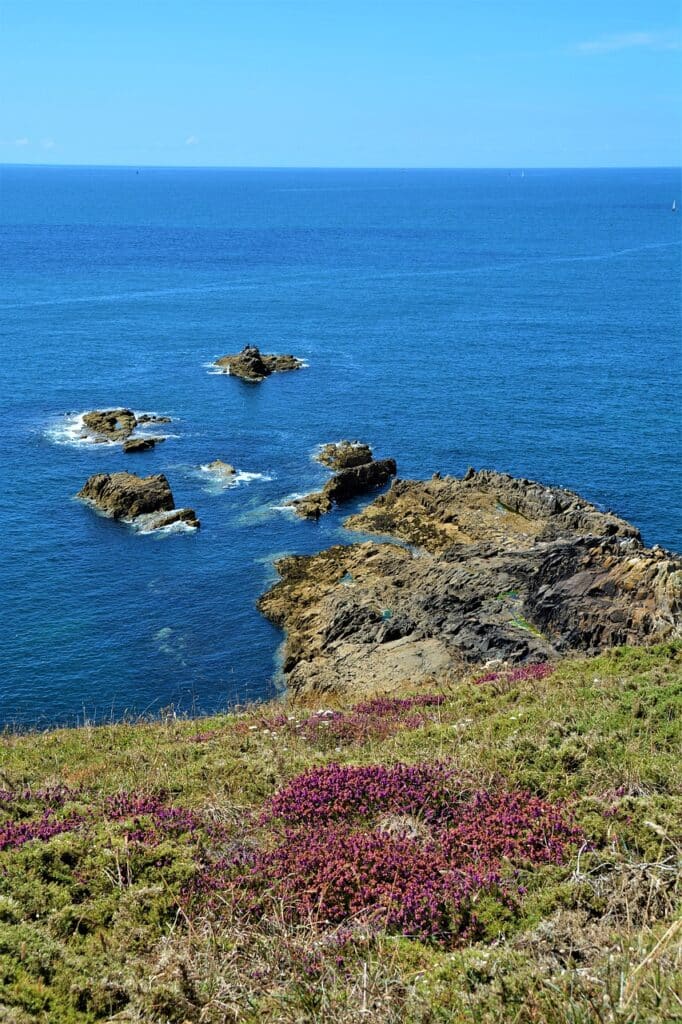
[0,642,680,1022]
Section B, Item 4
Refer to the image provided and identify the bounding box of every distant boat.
[673,199,677,212]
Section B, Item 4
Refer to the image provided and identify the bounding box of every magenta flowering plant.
[0,787,209,854]
[219,760,584,941]
[473,662,555,685]
[262,761,457,826]
[438,789,584,868]
[104,792,207,846]
[0,808,86,850]
[243,825,473,939]
[0,785,86,850]
[252,694,446,746]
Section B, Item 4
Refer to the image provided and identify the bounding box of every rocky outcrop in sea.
[315,441,374,470]
[123,437,165,453]
[259,469,682,697]
[213,345,304,382]
[79,410,171,446]
[202,459,237,478]
[77,472,199,531]
[288,441,397,519]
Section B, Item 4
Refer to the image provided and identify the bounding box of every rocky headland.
[77,472,199,531]
[80,409,171,446]
[288,441,397,519]
[259,468,682,697]
[213,345,304,382]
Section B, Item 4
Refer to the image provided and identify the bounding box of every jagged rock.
[288,458,397,520]
[204,459,236,477]
[259,469,682,698]
[213,345,303,382]
[288,491,332,520]
[77,472,199,529]
[325,459,397,504]
[344,469,639,552]
[316,441,373,470]
[82,409,137,441]
[123,437,164,453]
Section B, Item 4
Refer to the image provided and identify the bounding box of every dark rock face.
[77,472,199,529]
[123,437,164,453]
[288,454,397,520]
[325,459,397,504]
[213,345,304,382]
[259,469,682,697]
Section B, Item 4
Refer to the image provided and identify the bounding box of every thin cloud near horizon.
[575,30,680,54]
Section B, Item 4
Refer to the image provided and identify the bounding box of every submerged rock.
[203,459,237,477]
[123,437,164,453]
[260,469,682,697]
[77,472,199,529]
[213,345,304,382]
[139,508,201,532]
[137,414,171,425]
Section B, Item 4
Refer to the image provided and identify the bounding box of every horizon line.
[2,161,681,172]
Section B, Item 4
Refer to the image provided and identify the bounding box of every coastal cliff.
[259,469,682,697]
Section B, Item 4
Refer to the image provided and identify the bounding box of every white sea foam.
[45,409,175,448]
[195,464,272,493]
[131,511,198,536]
[271,492,307,512]
[203,361,230,376]
[46,412,116,447]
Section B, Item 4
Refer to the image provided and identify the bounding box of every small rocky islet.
[77,471,200,531]
[202,459,237,478]
[259,467,682,698]
[79,408,171,452]
[213,344,304,382]
[287,440,397,519]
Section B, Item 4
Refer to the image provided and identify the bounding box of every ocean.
[1,166,680,727]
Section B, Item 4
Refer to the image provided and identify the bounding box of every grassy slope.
[0,643,680,1023]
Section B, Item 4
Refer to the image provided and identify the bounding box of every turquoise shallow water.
[1,166,680,727]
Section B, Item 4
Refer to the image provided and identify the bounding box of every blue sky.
[1,0,680,167]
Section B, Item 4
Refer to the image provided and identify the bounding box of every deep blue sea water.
[1,166,680,727]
